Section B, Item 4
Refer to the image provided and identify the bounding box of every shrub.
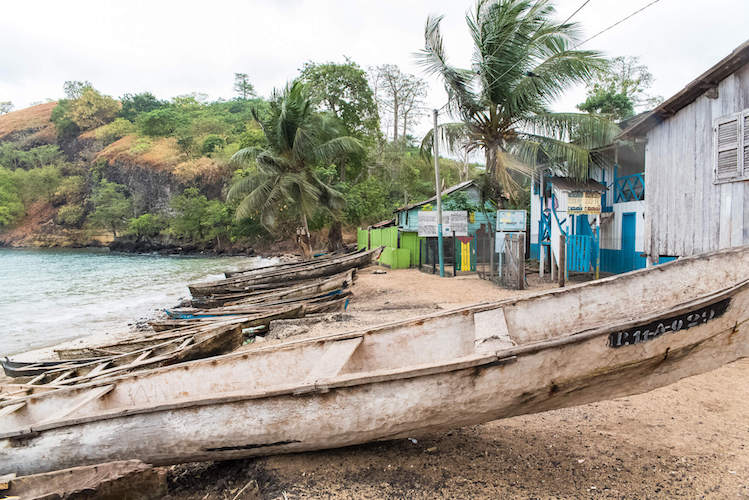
[69,87,121,130]
[127,213,166,240]
[119,92,166,122]
[53,175,86,205]
[93,118,135,144]
[201,134,225,155]
[0,167,24,226]
[55,204,86,227]
[137,108,183,137]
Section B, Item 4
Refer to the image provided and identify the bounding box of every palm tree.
[418,0,620,196]
[228,82,363,258]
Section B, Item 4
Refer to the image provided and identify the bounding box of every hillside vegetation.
[0,66,478,254]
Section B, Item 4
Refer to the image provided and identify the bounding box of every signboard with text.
[568,191,601,215]
[497,210,527,232]
[417,210,468,237]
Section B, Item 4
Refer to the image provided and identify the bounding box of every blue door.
[621,213,636,273]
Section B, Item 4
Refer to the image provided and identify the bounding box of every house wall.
[644,63,749,260]
[529,185,541,260]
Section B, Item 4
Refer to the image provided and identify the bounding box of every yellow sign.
[568,191,601,215]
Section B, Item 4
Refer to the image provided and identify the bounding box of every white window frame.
[713,109,749,184]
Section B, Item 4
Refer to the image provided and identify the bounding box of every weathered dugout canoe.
[188,247,381,298]
[221,269,356,308]
[1,246,747,476]
[168,290,349,319]
[2,357,101,378]
[225,247,362,278]
[0,318,253,389]
[1,460,166,499]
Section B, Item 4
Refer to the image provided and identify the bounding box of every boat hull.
[1,246,747,476]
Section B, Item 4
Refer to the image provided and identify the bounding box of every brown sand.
[164,269,749,499]
[8,267,749,498]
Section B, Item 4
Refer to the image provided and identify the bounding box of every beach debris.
[231,478,260,500]
[373,269,387,275]
[0,460,165,499]
[408,437,418,444]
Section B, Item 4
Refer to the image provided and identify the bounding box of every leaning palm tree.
[228,82,363,258]
[418,0,620,196]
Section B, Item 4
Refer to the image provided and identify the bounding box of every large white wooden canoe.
[1,246,747,476]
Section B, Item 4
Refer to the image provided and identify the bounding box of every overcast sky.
[2,0,748,138]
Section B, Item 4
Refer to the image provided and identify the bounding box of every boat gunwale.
[189,247,382,291]
[2,277,746,440]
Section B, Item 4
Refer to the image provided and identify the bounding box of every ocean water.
[0,248,275,356]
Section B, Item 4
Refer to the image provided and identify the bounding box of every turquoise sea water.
[0,248,274,356]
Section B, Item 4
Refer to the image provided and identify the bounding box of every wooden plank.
[0,402,25,417]
[49,370,74,385]
[719,183,733,249]
[86,361,111,378]
[306,337,363,382]
[731,177,744,246]
[38,384,115,426]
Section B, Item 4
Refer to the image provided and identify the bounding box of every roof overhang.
[618,39,749,139]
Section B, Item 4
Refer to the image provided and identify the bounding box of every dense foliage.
[0,6,651,252]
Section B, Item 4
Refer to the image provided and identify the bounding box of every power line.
[561,0,592,25]
[488,0,593,90]
[574,0,661,48]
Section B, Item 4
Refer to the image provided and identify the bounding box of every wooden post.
[558,234,566,287]
[518,233,526,290]
[539,174,545,279]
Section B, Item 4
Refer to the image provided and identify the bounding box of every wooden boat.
[0,315,264,390]
[225,247,361,278]
[191,269,356,309]
[168,290,350,319]
[0,460,165,499]
[2,357,101,378]
[1,246,746,476]
[188,247,382,298]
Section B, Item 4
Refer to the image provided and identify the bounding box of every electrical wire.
[574,0,661,48]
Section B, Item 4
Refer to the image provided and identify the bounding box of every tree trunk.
[296,214,312,260]
[327,220,344,252]
[402,110,408,140]
[392,97,399,142]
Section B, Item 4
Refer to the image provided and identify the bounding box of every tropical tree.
[228,82,363,258]
[417,0,620,196]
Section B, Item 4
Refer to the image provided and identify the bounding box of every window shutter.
[715,115,740,181]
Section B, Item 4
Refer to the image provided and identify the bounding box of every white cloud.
[1,0,747,138]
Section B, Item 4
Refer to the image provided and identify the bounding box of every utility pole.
[433,109,445,277]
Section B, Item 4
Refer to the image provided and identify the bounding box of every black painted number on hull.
[609,298,731,348]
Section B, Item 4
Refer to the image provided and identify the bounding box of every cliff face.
[0,104,229,249]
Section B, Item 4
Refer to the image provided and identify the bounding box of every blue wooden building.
[394,180,497,272]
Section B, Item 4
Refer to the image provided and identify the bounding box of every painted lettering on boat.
[609,299,731,348]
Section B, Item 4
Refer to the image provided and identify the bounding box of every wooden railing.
[614,172,645,202]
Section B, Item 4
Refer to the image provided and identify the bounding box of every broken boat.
[1,246,747,476]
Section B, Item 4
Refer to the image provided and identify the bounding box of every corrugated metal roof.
[394,180,476,212]
[549,176,606,193]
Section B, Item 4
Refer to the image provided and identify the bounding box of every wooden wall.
[644,63,749,259]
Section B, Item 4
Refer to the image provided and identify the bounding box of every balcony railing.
[614,172,645,202]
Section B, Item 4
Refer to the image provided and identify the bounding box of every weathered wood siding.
[645,63,749,258]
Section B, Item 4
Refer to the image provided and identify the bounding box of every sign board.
[568,191,601,215]
[497,210,527,232]
[417,210,468,237]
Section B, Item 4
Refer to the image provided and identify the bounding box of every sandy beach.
[8,266,748,498]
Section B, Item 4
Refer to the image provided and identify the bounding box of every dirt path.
[163,269,749,499]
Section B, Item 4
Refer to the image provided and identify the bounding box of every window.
[714,109,749,183]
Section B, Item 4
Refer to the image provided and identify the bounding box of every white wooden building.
[620,40,749,264]
[530,40,749,276]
